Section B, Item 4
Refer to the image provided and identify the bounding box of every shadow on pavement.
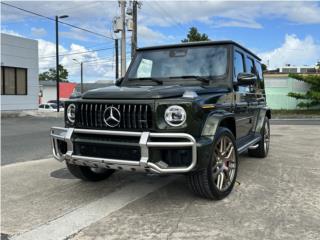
[50,167,76,179]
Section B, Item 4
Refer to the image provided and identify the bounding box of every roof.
[40,80,56,86]
[137,40,261,60]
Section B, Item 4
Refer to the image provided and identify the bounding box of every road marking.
[11,174,175,240]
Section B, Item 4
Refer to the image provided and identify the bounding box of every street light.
[55,15,69,112]
[73,59,84,94]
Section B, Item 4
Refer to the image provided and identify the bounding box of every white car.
[38,103,64,112]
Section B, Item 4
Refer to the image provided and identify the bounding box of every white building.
[1,33,39,111]
[39,81,57,104]
[279,65,316,74]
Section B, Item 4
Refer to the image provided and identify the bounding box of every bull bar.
[50,127,197,174]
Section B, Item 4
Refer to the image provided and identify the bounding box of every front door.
[233,50,254,140]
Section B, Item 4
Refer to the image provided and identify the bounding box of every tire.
[66,163,115,181]
[248,116,270,158]
[188,127,238,200]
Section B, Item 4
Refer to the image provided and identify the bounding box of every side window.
[39,104,44,108]
[45,104,50,109]
[234,51,245,80]
[246,57,255,74]
[255,60,263,80]
[136,59,153,78]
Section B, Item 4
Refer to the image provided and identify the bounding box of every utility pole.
[120,0,126,77]
[55,15,68,112]
[80,62,83,93]
[55,16,60,112]
[115,39,119,79]
[131,0,137,59]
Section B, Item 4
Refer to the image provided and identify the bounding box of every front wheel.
[66,163,115,181]
[188,127,238,200]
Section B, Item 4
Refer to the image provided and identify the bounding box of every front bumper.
[50,127,198,174]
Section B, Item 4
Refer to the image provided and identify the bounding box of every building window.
[1,66,28,95]
[282,68,297,73]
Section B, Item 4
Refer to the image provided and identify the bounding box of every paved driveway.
[1,125,320,240]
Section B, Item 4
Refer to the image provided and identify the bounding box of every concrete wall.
[264,74,310,110]
[40,86,56,104]
[1,33,39,111]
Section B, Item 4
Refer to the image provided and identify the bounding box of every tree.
[39,64,69,82]
[262,63,267,72]
[182,27,210,42]
[288,73,320,108]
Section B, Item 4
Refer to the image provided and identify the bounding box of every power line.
[147,1,185,32]
[40,60,114,71]
[40,47,114,59]
[1,2,114,40]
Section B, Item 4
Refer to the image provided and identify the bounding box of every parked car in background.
[47,100,65,108]
[39,103,64,112]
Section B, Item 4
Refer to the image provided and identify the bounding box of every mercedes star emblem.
[103,106,121,127]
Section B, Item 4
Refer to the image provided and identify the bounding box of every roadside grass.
[272,109,320,119]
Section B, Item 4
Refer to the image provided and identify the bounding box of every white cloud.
[38,39,115,81]
[1,28,23,37]
[259,34,320,69]
[31,27,47,37]
[137,25,168,45]
[139,1,320,29]
[3,1,320,34]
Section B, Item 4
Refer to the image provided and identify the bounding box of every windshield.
[50,104,58,109]
[126,46,228,85]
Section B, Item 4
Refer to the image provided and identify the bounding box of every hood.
[82,85,228,99]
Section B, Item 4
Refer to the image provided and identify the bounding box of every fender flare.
[254,107,271,133]
[201,111,236,137]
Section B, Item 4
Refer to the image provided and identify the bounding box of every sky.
[1,0,320,83]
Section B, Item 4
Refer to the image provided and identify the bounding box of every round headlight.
[67,104,76,123]
[164,105,186,127]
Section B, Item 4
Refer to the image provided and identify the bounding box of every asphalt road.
[1,116,63,165]
[1,116,319,166]
[2,125,320,240]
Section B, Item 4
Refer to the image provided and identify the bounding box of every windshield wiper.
[128,77,163,85]
[170,75,211,84]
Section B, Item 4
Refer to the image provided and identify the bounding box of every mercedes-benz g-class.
[51,41,271,200]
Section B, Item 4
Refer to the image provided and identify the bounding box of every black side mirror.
[236,73,257,86]
[115,77,124,86]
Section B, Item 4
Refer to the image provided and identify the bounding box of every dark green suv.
[51,41,271,200]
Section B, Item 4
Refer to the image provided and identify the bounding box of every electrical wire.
[1,2,114,40]
[146,1,185,32]
[40,47,114,59]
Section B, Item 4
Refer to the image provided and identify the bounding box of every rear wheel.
[248,116,270,158]
[188,127,238,200]
[66,163,115,181]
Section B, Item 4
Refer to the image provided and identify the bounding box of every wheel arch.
[254,107,271,133]
[201,111,236,138]
[266,109,271,119]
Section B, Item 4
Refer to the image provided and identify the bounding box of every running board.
[237,136,261,154]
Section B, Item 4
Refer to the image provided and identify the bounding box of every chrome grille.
[76,103,152,130]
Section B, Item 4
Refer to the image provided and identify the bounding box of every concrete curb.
[271,118,320,121]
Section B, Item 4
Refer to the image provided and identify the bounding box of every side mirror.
[236,73,257,86]
[115,77,124,86]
